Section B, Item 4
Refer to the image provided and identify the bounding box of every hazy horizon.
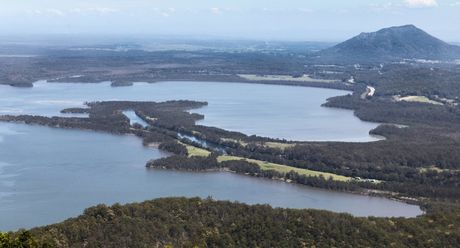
[0,0,459,42]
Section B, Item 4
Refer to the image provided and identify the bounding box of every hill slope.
[11,197,460,247]
[317,25,460,63]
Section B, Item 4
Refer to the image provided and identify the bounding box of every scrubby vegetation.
[7,198,457,247]
[148,155,365,193]
[217,155,352,182]
[0,231,51,248]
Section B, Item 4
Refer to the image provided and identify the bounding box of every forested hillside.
[2,197,458,248]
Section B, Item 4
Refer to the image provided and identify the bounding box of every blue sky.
[0,0,459,41]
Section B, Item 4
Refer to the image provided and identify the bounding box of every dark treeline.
[147,155,360,193]
[147,154,219,171]
[354,63,460,99]
[0,100,207,142]
[324,93,460,128]
[1,48,323,88]
[222,145,460,199]
[0,114,131,134]
[13,197,459,247]
[164,117,460,199]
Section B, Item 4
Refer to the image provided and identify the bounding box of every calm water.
[123,110,149,128]
[0,81,380,142]
[0,123,422,231]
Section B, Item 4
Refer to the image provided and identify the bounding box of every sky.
[0,0,459,42]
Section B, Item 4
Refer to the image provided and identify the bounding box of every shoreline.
[0,79,441,217]
[147,166,423,213]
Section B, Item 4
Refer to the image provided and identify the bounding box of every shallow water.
[0,123,422,231]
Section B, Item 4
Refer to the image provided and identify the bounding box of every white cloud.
[88,8,118,14]
[209,7,234,15]
[28,7,119,17]
[152,7,176,18]
[369,3,396,11]
[27,8,66,16]
[404,0,438,8]
[210,7,222,15]
[44,9,66,16]
[368,2,405,14]
[70,8,118,15]
[46,8,65,16]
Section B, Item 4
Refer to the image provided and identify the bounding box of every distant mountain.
[317,25,460,63]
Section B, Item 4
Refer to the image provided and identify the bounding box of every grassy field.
[220,139,295,150]
[180,142,211,157]
[395,95,443,105]
[221,138,248,146]
[217,155,351,182]
[180,143,379,183]
[264,142,296,150]
[238,74,338,83]
[419,166,460,173]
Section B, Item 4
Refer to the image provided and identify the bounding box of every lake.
[0,123,422,231]
[0,81,422,231]
[0,81,380,142]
